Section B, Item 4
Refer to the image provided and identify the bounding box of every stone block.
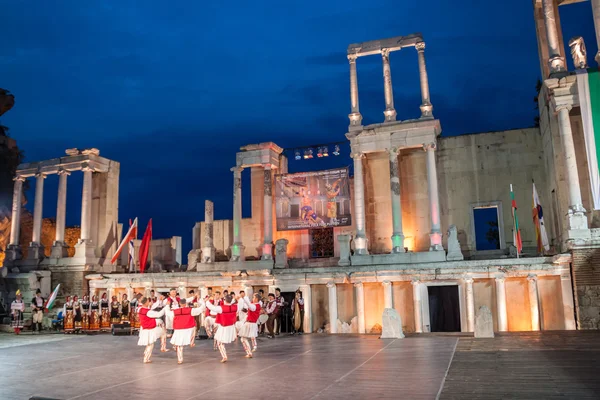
[338,235,351,266]
[446,225,464,261]
[380,308,404,339]
[274,238,289,268]
[475,305,494,338]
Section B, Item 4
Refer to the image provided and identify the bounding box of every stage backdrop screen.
[275,167,352,231]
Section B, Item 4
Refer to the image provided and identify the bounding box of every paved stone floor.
[0,331,598,400]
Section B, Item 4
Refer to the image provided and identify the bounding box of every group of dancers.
[62,292,140,333]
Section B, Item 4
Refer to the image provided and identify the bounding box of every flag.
[532,183,550,254]
[128,219,136,272]
[576,67,600,210]
[110,217,138,264]
[139,219,152,274]
[45,284,60,310]
[510,184,523,255]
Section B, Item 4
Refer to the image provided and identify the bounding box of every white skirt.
[170,327,196,346]
[138,326,163,346]
[238,321,258,338]
[214,324,237,344]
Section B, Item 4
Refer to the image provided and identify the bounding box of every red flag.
[139,219,152,274]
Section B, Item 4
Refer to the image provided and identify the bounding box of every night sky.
[1,1,596,256]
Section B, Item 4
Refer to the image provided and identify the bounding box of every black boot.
[37,323,42,333]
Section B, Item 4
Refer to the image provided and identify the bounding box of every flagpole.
[150,222,154,273]
[511,184,519,259]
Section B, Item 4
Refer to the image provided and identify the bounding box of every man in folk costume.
[137,297,168,364]
[31,289,45,333]
[165,288,180,338]
[100,293,110,331]
[204,291,221,349]
[151,292,170,352]
[185,290,200,344]
[130,293,142,330]
[11,290,25,334]
[291,290,305,335]
[274,288,285,335]
[265,293,277,338]
[239,294,262,357]
[205,294,238,363]
[89,295,100,332]
[63,296,74,333]
[165,298,206,364]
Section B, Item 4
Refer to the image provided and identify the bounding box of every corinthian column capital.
[415,41,426,52]
[347,54,358,64]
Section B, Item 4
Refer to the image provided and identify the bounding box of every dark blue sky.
[0,1,596,256]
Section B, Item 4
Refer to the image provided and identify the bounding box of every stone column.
[383,280,393,309]
[495,277,508,332]
[348,54,363,127]
[202,200,215,263]
[230,167,245,261]
[51,169,70,258]
[424,143,443,251]
[262,164,273,260]
[464,277,475,332]
[415,42,433,118]
[75,164,95,258]
[6,175,25,260]
[556,105,588,232]
[327,282,338,334]
[560,273,576,330]
[351,153,368,255]
[389,148,405,253]
[542,0,567,73]
[527,274,541,331]
[593,0,600,64]
[28,172,46,259]
[412,280,423,333]
[300,284,312,333]
[354,282,366,334]
[381,49,397,122]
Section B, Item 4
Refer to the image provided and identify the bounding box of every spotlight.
[304,149,313,159]
[333,145,340,156]
[322,146,329,157]
[294,149,301,161]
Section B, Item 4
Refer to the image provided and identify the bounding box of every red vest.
[173,307,196,330]
[205,299,214,317]
[216,304,238,327]
[247,304,262,323]
[138,307,157,329]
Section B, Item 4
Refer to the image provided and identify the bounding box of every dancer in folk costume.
[110,295,121,325]
[205,294,238,363]
[11,291,25,334]
[130,293,141,330]
[63,296,74,333]
[137,297,168,363]
[151,292,170,352]
[31,289,45,333]
[100,293,110,331]
[89,295,101,332]
[72,295,82,332]
[165,288,181,338]
[238,294,262,357]
[166,299,206,364]
[204,291,222,350]
[80,295,90,332]
[120,294,130,323]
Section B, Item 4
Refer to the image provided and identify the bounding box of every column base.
[27,243,45,260]
[391,233,405,253]
[429,232,443,252]
[383,108,397,122]
[261,243,273,260]
[74,239,96,259]
[353,235,369,255]
[348,112,363,127]
[230,243,245,262]
[201,247,216,263]
[51,241,69,258]
[567,210,589,231]
[4,244,22,262]
[419,103,433,119]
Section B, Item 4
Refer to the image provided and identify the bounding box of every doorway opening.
[427,285,461,332]
[278,291,296,333]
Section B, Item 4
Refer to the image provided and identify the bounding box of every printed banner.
[275,167,352,231]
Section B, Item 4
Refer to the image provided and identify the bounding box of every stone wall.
[50,270,92,298]
[572,247,600,329]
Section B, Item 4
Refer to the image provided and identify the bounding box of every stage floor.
[0,331,598,400]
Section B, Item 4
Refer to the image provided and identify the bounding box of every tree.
[485,220,500,249]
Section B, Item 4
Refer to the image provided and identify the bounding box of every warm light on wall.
[404,236,414,252]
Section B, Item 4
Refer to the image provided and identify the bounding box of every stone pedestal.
[380,308,404,339]
[338,235,351,266]
[27,243,45,260]
[4,245,22,262]
[51,241,69,258]
[474,306,494,338]
[74,240,95,259]
[446,225,464,261]
[274,238,289,268]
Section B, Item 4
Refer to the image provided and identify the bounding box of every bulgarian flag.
[45,284,60,310]
[510,184,523,256]
[576,67,600,210]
